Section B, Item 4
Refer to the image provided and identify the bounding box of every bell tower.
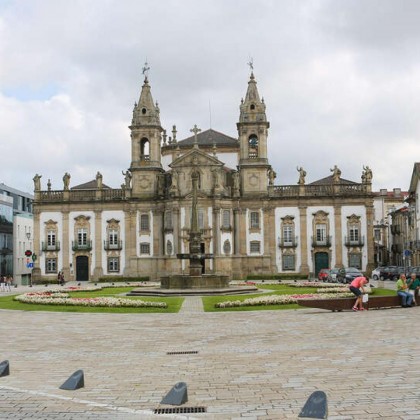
[129,65,164,197]
[237,70,271,196]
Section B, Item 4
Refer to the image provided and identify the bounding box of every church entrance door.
[76,256,89,281]
[314,252,329,277]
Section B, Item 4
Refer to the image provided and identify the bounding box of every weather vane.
[247,57,254,72]
[142,61,150,78]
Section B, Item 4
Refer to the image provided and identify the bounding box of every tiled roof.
[176,129,238,147]
[71,180,111,190]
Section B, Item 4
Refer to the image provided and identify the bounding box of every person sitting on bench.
[396,274,413,308]
[407,273,419,306]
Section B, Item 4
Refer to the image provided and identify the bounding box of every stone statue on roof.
[63,172,70,190]
[330,165,341,182]
[297,166,306,185]
[33,174,42,191]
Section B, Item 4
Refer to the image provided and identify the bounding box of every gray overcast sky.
[1,0,420,194]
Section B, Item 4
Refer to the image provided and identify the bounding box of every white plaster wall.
[274,207,301,272]
[137,210,153,257]
[246,209,264,255]
[39,212,63,275]
[69,211,96,275]
[220,231,233,255]
[13,213,33,282]
[162,154,172,171]
[341,205,368,270]
[306,206,335,272]
[164,233,174,255]
[101,210,125,274]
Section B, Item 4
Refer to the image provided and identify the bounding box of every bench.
[298,295,419,311]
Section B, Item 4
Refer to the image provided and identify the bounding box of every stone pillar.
[263,205,277,272]
[173,207,180,255]
[123,207,136,276]
[334,205,343,268]
[366,204,376,273]
[93,209,103,280]
[212,207,220,256]
[153,208,163,256]
[62,210,70,281]
[299,206,309,276]
[31,208,41,282]
[233,208,240,255]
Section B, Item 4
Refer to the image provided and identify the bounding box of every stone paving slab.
[0,303,419,419]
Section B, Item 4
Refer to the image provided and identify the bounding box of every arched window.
[140,137,150,161]
[248,135,258,158]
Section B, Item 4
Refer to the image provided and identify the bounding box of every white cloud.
[1,0,420,194]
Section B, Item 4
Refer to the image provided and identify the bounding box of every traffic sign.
[26,263,34,268]
[32,253,37,262]
[25,250,32,257]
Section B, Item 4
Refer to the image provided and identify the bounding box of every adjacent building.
[0,183,33,284]
[32,72,375,282]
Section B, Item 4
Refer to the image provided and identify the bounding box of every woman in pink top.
[349,276,368,311]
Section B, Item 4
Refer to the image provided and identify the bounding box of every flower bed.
[14,291,167,308]
[215,292,353,308]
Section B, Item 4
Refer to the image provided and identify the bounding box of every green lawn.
[203,284,396,312]
[0,287,184,313]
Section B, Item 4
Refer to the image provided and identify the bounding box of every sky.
[1,0,420,195]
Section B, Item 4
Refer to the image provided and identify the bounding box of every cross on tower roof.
[190,124,201,148]
[247,57,254,71]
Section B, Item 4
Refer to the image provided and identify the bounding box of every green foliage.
[96,276,150,282]
[245,274,304,281]
[0,290,183,313]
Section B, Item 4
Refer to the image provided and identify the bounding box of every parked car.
[317,268,330,282]
[377,266,404,281]
[326,268,340,283]
[336,267,363,284]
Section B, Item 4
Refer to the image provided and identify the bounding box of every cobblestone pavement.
[0,283,419,419]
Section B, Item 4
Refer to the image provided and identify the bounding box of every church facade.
[32,72,375,282]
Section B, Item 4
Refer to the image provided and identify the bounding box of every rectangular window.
[47,230,56,246]
[349,253,361,269]
[222,210,230,229]
[349,226,359,242]
[140,242,150,255]
[283,226,293,244]
[250,241,260,253]
[250,211,260,229]
[283,254,295,270]
[78,228,87,246]
[316,224,326,243]
[374,228,381,241]
[140,214,150,231]
[109,229,118,245]
[108,257,119,273]
[46,258,57,273]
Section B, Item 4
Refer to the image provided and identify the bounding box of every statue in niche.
[232,171,240,194]
[330,165,341,182]
[297,166,306,185]
[33,174,42,191]
[63,172,71,190]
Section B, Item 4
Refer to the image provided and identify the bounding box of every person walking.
[407,273,419,306]
[396,274,413,308]
[5,275,12,292]
[349,275,368,311]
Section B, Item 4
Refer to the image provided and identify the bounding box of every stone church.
[32,72,374,282]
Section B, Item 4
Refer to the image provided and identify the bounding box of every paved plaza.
[0,284,419,419]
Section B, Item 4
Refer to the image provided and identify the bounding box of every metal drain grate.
[154,406,207,414]
[166,350,199,355]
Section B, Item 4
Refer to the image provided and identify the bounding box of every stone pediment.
[169,148,223,169]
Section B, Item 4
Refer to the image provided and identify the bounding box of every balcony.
[278,236,298,248]
[344,236,365,247]
[72,240,92,252]
[104,240,123,251]
[41,241,61,252]
[311,235,332,248]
